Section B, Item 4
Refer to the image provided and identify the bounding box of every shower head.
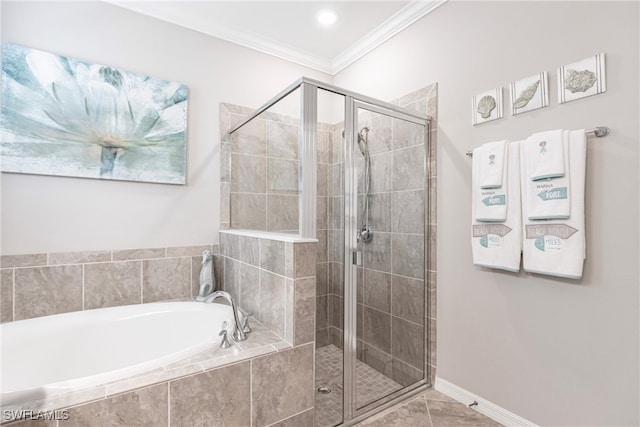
[340,126,371,157]
[357,126,370,156]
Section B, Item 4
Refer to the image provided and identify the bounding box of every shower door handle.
[352,251,362,266]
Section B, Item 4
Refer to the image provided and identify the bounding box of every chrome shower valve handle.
[357,225,373,243]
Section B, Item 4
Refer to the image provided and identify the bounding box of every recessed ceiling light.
[317,9,338,26]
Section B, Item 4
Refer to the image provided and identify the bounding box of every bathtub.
[0,301,235,407]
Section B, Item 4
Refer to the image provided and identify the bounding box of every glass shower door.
[346,101,428,413]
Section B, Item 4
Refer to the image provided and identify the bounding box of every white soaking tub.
[0,301,235,407]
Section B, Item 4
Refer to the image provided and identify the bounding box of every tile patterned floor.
[315,345,403,427]
[315,345,502,427]
[357,388,503,427]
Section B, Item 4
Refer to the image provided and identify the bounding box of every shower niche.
[222,78,433,426]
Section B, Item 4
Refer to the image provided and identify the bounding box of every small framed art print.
[510,72,549,115]
[558,53,606,104]
[472,87,503,125]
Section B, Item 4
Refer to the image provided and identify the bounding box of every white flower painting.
[1,44,188,184]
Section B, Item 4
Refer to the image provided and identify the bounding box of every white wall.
[0,1,332,254]
[335,1,639,425]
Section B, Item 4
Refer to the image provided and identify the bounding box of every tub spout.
[203,291,247,341]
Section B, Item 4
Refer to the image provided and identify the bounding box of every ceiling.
[106,0,447,75]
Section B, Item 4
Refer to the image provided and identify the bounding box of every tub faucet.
[203,290,247,341]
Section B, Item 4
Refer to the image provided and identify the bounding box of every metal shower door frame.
[225,77,432,425]
[342,99,431,425]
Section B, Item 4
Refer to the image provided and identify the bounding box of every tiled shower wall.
[326,122,345,350]
[315,123,335,348]
[219,103,300,233]
[219,101,334,348]
[219,83,438,387]
[0,245,222,323]
[356,110,425,387]
[218,230,316,346]
[325,84,438,385]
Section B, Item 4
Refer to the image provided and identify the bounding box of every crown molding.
[105,0,448,76]
[199,23,335,74]
[105,0,335,73]
[331,0,448,74]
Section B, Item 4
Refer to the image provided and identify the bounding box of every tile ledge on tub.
[220,229,318,243]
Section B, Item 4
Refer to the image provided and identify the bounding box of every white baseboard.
[434,377,538,427]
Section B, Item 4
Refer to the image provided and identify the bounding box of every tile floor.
[315,346,502,427]
[315,345,403,427]
[356,388,503,427]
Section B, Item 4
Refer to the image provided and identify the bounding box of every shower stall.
[222,77,432,426]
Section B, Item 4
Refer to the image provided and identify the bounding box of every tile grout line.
[167,382,171,427]
[140,261,144,304]
[424,393,435,427]
[258,241,262,327]
[249,359,253,427]
[389,123,395,375]
[291,243,296,343]
[12,268,16,321]
[81,264,85,311]
[190,256,194,298]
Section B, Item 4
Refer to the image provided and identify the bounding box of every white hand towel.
[522,130,571,220]
[472,141,522,272]
[477,140,507,189]
[522,130,586,279]
[473,142,508,222]
[529,129,565,180]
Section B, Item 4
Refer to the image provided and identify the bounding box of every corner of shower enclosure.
[221,78,326,240]
[220,77,433,427]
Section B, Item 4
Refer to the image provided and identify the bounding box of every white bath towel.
[477,140,507,189]
[472,141,522,272]
[529,129,565,181]
[522,130,571,220]
[473,142,508,222]
[522,130,586,279]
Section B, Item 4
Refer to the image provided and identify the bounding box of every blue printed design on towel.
[539,140,547,154]
[534,235,562,252]
[482,195,506,206]
[479,234,502,248]
[537,187,567,201]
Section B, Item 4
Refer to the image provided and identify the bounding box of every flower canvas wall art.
[1,44,188,184]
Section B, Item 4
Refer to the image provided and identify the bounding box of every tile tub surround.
[2,320,315,427]
[325,83,438,387]
[219,230,317,347]
[0,244,222,323]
